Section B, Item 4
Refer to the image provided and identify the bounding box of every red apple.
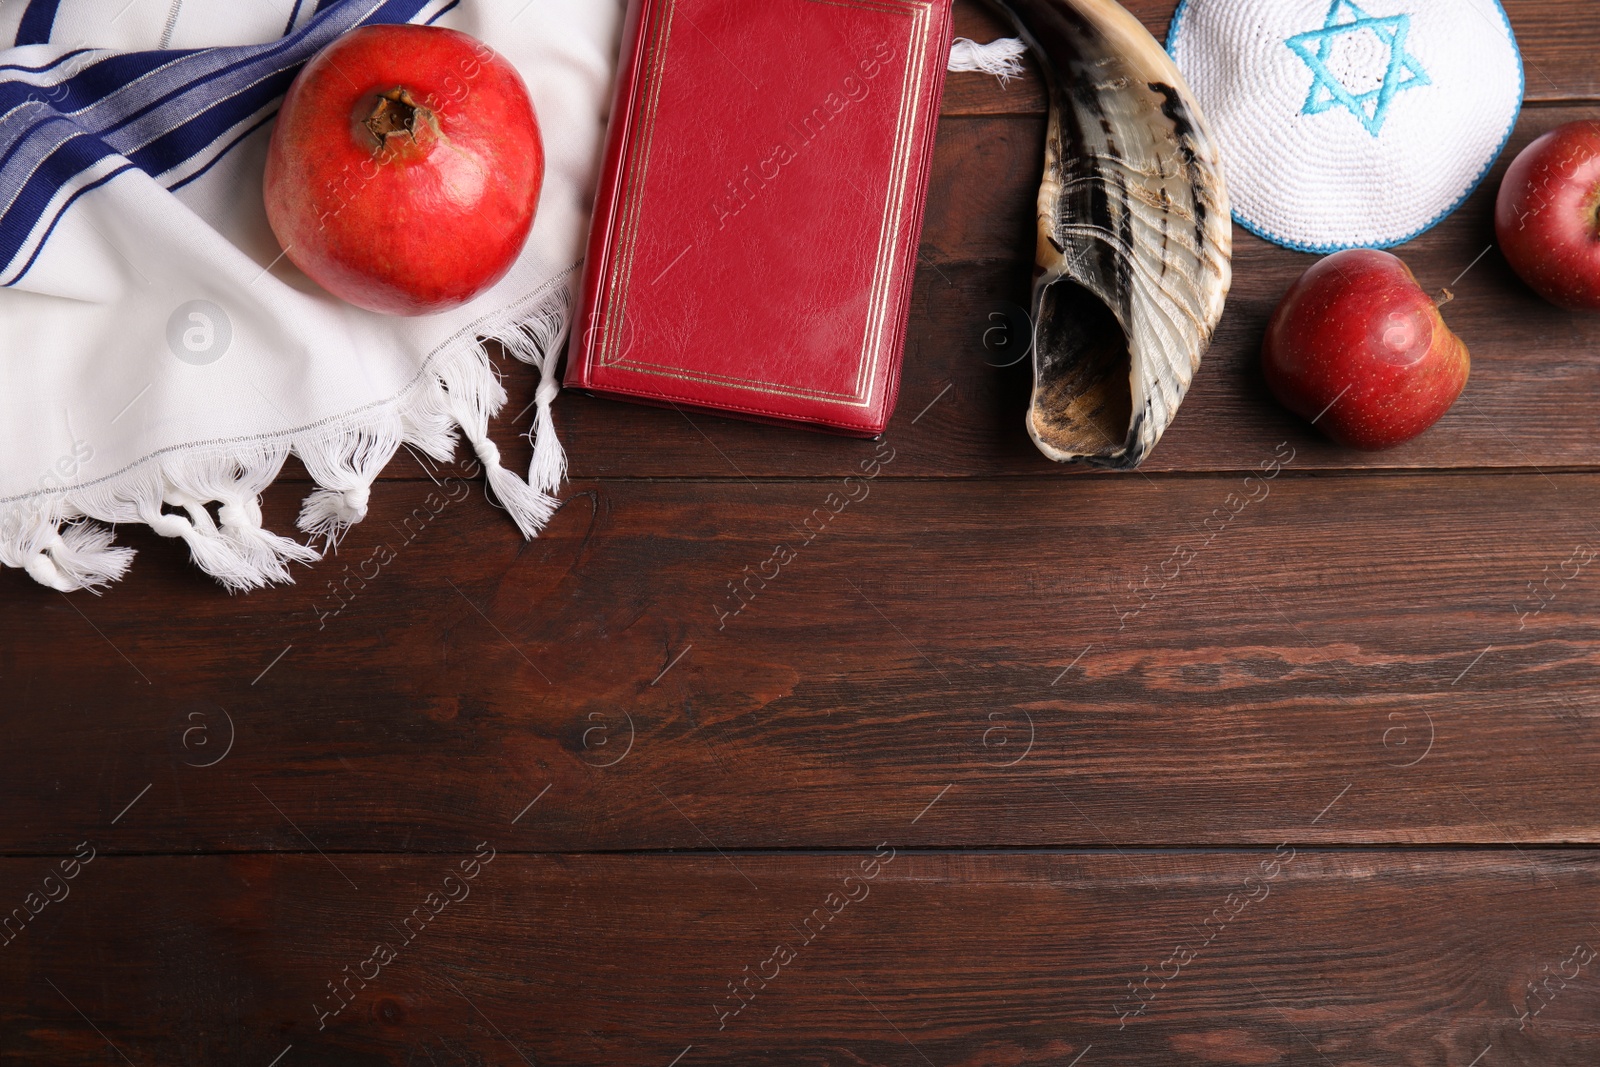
[264,25,544,316]
[1262,249,1470,450]
[1495,120,1600,311]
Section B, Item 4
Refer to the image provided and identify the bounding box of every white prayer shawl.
[0,0,620,592]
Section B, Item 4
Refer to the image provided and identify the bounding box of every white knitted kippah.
[1168,0,1523,252]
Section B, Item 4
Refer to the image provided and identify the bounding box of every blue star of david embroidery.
[1286,0,1431,137]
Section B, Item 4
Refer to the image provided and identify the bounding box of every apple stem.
[1434,288,1455,309]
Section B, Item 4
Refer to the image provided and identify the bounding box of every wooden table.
[6,2,1600,1063]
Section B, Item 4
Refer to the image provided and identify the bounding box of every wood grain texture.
[5,472,1599,852]
[942,1,1600,116]
[2,852,1597,1065]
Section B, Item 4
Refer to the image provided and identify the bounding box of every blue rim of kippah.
[1165,0,1525,254]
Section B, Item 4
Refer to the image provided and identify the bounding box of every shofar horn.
[987,0,1232,469]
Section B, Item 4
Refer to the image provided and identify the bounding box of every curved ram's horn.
[987,0,1232,468]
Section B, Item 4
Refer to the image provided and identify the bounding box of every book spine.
[564,0,655,390]
[876,0,954,434]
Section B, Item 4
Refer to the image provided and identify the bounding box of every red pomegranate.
[264,24,544,316]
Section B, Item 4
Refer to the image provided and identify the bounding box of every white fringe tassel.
[947,37,1028,86]
[0,509,135,594]
[1,280,574,594]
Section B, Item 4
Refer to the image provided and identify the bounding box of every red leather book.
[564,0,953,437]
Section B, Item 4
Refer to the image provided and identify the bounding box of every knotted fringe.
[0,509,135,593]
[434,290,570,540]
[1,279,573,593]
[947,37,1028,86]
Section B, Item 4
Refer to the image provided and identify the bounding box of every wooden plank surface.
[2,853,1598,1065]
[8,0,1600,1063]
[5,471,1599,852]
